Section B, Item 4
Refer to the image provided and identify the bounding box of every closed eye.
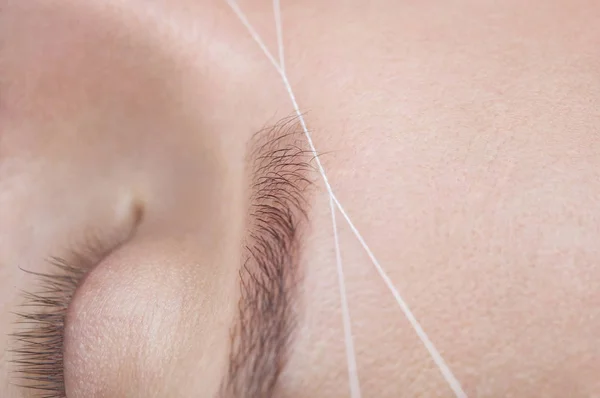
[10,238,134,398]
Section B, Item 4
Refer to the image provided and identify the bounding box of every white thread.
[225,0,353,197]
[330,194,468,398]
[329,195,363,398]
[273,0,285,72]
[273,2,360,395]
[225,2,468,397]
[226,0,282,70]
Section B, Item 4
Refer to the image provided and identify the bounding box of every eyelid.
[11,253,98,398]
[10,220,141,398]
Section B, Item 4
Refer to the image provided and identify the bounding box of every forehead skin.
[283,1,600,396]
[1,0,600,397]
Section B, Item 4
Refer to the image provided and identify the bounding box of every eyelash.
[10,248,104,398]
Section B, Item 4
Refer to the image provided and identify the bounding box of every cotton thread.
[225,2,468,397]
[273,1,361,395]
[329,195,363,398]
[273,0,285,73]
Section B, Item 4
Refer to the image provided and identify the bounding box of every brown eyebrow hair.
[220,116,316,398]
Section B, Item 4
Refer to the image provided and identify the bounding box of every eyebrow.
[219,117,315,398]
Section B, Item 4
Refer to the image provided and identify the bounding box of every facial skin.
[1,0,599,397]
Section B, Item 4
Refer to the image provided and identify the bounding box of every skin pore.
[1,0,599,397]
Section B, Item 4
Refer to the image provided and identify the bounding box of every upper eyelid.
[10,236,132,398]
[9,117,316,397]
[11,257,89,398]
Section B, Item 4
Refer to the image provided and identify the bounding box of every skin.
[1,0,599,397]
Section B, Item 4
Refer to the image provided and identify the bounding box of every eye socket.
[10,242,123,398]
